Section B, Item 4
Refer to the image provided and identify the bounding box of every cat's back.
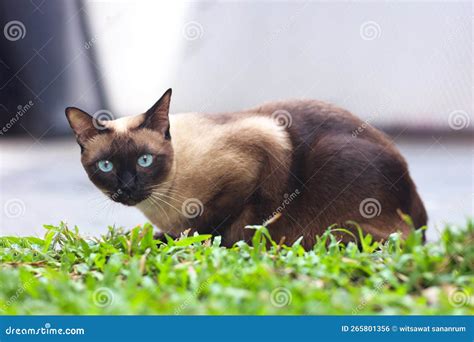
[170,98,398,162]
[169,110,292,179]
[184,99,392,148]
[169,111,290,151]
[249,99,397,148]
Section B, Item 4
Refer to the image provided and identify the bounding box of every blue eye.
[137,154,153,167]
[97,160,113,173]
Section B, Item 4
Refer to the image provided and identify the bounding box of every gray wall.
[88,1,472,131]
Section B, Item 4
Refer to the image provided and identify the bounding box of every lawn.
[0,220,472,315]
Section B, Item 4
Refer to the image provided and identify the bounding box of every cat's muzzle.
[110,188,144,206]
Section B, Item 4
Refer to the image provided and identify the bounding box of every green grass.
[0,220,472,315]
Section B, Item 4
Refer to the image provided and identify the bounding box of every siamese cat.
[66,89,427,249]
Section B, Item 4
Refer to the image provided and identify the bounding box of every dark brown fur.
[197,101,427,248]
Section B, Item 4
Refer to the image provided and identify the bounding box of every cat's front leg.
[153,230,178,242]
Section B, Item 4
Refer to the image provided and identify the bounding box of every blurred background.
[0,0,472,241]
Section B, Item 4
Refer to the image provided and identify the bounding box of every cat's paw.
[153,231,177,242]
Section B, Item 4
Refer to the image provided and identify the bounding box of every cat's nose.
[119,171,136,191]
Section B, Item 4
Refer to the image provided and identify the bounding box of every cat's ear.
[65,107,100,148]
[142,88,172,139]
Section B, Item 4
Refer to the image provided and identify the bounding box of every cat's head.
[65,89,174,206]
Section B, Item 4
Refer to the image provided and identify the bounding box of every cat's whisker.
[152,192,181,203]
[90,197,114,224]
[156,191,188,201]
[149,179,174,189]
[154,195,190,228]
[151,193,188,214]
[150,193,183,217]
[104,202,116,221]
[149,186,188,199]
[160,187,187,195]
[92,194,111,209]
[147,188,188,201]
[147,196,171,225]
[86,193,110,205]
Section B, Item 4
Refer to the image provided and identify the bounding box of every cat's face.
[66,89,174,206]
